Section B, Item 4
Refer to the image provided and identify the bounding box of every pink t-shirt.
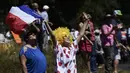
[101,24,115,46]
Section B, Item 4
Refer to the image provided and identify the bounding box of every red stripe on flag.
[6,13,28,34]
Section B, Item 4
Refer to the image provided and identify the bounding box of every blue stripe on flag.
[18,5,43,19]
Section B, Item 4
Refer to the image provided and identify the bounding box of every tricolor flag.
[5,5,43,34]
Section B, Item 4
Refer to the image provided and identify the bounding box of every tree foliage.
[1,0,119,29]
[47,0,119,28]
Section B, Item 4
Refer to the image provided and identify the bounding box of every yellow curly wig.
[53,27,73,44]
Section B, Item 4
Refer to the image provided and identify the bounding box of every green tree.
[45,0,119,28]
[77,0,119,25]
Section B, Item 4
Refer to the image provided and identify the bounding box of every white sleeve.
[75,31,79,38]
[73,40,79,51]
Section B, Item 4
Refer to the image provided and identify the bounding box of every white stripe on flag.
[9,6,36,24]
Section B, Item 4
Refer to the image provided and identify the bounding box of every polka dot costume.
[54,40,78,73]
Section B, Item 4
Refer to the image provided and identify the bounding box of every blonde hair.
[53,27,73,44]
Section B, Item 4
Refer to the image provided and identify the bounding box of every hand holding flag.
[5,5,43,34]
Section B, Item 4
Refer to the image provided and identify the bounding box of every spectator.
[40,5,52,51]
[45,12,89,73]
[31,2,42,24]
[119,26,129,64]
[111,10,123,73]
[101,14,117,73]
[41,5,49,22]
[31,2,41,14]
[78,13,96,73]
[94,27,105,70]
[113,37,122,73]
[19,30,47,73]
[31,3,48,51]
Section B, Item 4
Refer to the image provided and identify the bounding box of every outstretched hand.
[48,22,53,26]
[32,22,40,32]
[82,12,89,20]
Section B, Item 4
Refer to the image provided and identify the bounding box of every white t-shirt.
[71,30,79,40]
[41,11,49,22]
[41,11,49,32]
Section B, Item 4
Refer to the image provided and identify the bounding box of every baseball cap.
[114,10,122,16]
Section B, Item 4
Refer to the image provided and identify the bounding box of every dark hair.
[23,30,36,43]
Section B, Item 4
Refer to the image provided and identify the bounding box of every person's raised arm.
[44,21,57,48]
[32,22,40,32]
[77,12,89,43]
[83,35,93,45]
[48,22,53,26]
[79,21,93,45]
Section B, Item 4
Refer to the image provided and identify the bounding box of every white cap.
[43,5,49,10]
[106,14,111,17]
[94,29,100,33]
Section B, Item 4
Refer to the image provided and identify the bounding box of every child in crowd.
[94,27,105,69]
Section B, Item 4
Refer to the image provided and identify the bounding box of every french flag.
[5,5,43,34]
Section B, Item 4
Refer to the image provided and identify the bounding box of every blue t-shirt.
[19,46,47,73]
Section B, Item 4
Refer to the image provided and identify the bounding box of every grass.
[0,41,21,73]
[0,41,130,73]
